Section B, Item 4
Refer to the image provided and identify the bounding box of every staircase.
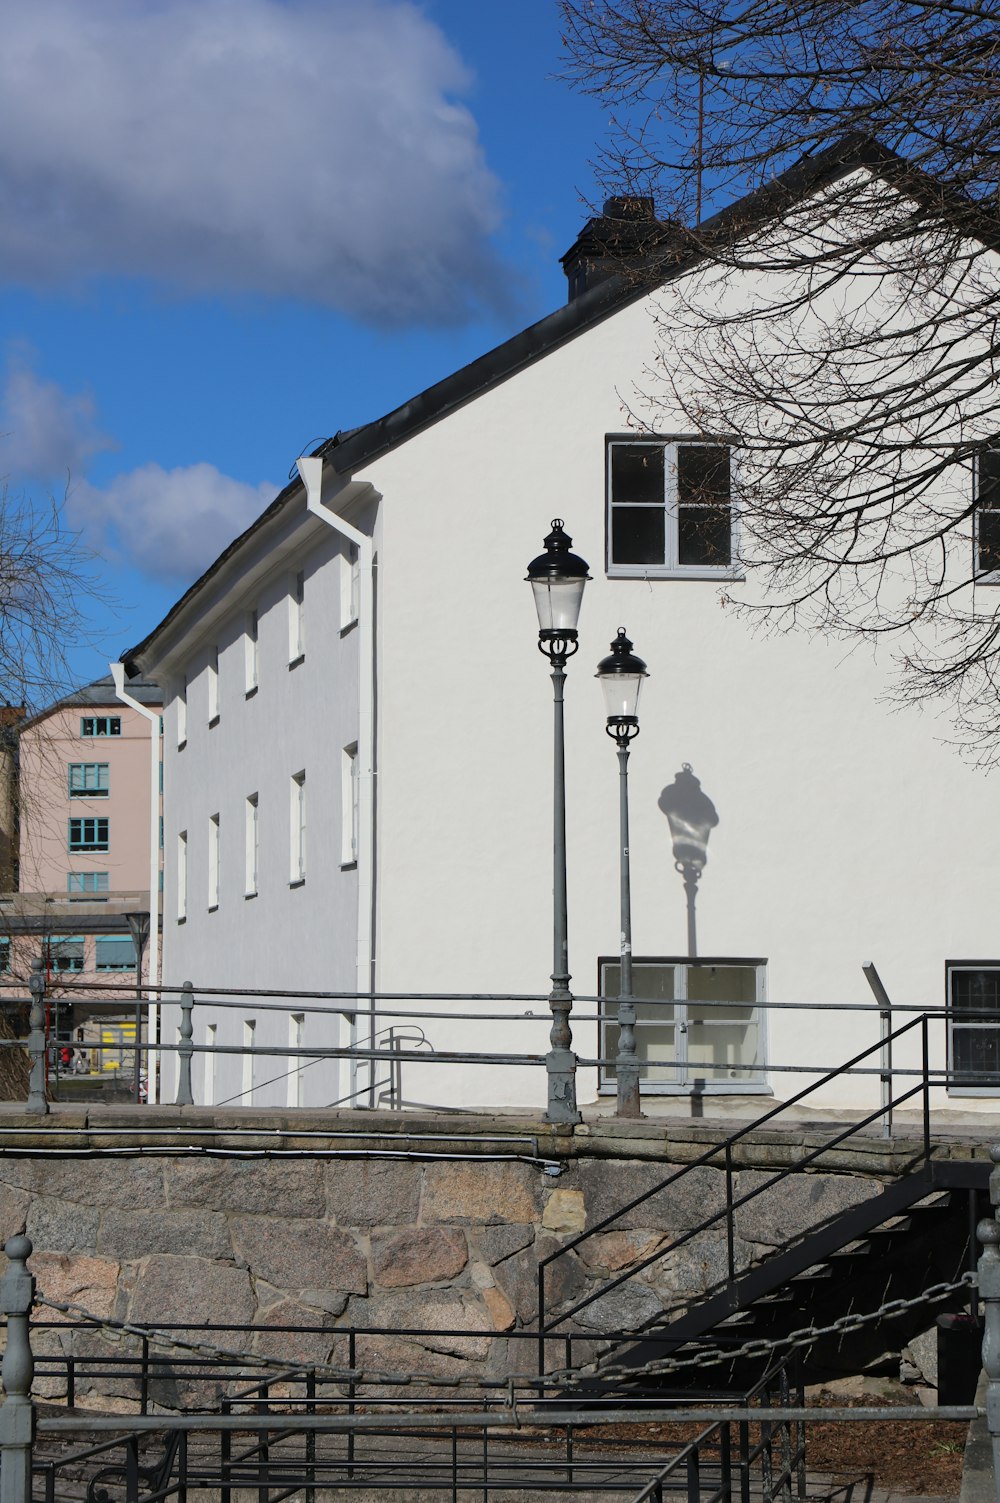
[538,1015,989,1394]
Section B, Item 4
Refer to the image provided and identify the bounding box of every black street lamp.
[596,628,648,1119]
[124,910,150,1104]
[526,520,590,1124]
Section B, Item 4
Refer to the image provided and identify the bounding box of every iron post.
[26,958,47,1116]
[125,911,150,1104]
[0,1235,35,1503]
[175,981,194,1106]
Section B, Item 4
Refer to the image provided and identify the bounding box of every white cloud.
[0,359,114,482]
[70,463,276,582]
[0,0,507,325]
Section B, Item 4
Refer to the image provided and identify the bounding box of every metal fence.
[0,958,992,1122]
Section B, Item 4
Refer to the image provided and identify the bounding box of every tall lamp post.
[596,629,649,1119]
[124,910,150,1104]
[526,520,590,1125]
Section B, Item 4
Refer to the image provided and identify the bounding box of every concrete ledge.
[960,1374,993,1503]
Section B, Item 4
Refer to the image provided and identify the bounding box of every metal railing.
[1,958,997,1121]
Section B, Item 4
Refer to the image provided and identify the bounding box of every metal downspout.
[296,456,376,1107]
[110,663,162,1102]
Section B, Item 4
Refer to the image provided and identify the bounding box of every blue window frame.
[95,936,136,972]
[46,936,85,973]
[80,716,120,737]
[67,872,110,894]
[68,763,109,798]
[68,818,109,853]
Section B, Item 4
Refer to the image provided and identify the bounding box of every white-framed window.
[242,1018,256,1103]
[290,771,306,883]
[598,956,767,1093]
[947,962,1000,1091]
[207,647,219,724]
[289,571,305,663]
[342,743,359,865]
[177,830,188,920]
[245,793,259,896]
[340,546,360,630]
[177,677,187,747]
[68,871,109,894]
[204,1022,218,1106]
[606,437,735,577]
[208,814,220,909]
[68,763,109,798]
[287,1012,305,1107]
[80,716,120,738]
[975,450,1000,579]
[245,609,259,693]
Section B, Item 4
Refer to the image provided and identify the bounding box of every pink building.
[2,676,162,995]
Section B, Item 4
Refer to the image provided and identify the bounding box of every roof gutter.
[296,457,377,1107]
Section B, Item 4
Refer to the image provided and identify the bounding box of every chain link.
[34,1269,977,1397]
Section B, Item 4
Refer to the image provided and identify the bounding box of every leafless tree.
[560,0,1000,760]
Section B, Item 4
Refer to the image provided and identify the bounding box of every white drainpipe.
[110,662,162,1102]
[296,455,376,1107]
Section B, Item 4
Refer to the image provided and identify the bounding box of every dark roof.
[122,135,996,676]
[20,675,161,731]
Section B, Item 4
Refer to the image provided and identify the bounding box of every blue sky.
[0,0,613,694]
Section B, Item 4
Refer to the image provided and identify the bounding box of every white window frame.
[606,436,739,580]
[242,1018,256,1104]
[339,546,360,631]
[946,961,1000,1094]
[204,1022,217,1106]
[177,676,187,747]
[597,956,768,1094]
[245,793,259,897]
[287,1012,305,1107]
[341,743,359,866]
[289,571,305,663]
[207,648,219,724]
[245,609,259,693]
[290,771,306,884]
[177,830,187,921]
[208,814,220,909]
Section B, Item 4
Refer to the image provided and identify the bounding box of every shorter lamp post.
[596,628,648,1119]
[124,911,150,1104]
[526,520,590,1125]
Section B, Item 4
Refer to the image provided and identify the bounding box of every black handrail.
[537,1011,935,1375]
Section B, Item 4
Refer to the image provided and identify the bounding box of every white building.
[123,140,1000,1116]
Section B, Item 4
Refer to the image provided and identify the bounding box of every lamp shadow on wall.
[657,764,719,959]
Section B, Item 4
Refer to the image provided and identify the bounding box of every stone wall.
[0,1136,895,1410]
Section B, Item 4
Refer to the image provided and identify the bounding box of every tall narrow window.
[342,744,359,865]
[242,1018,256,1103]
[245,794,259,896]
[177,831,187,920]
[290,772,306,883]
[976,450,1000,576]
[204,1022,217,1106]
[177,677,187,747]
[288,1013,305,1107]
[208,814,220,909]
[207,648,219,724]
[289,571,305,662]
[340,546,360,630]
[245,609,259,693]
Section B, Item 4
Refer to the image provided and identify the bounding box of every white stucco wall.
[145,195,1000,1119]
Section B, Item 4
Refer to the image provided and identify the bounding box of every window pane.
[678,505,732,566]
[678,445,731,504]
[96,937,136,971]
[601,961,679,1084]
[611,444,664,506]
[979,509,1000,572]
[612,506,665,565]
[949,968,1000,1085]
